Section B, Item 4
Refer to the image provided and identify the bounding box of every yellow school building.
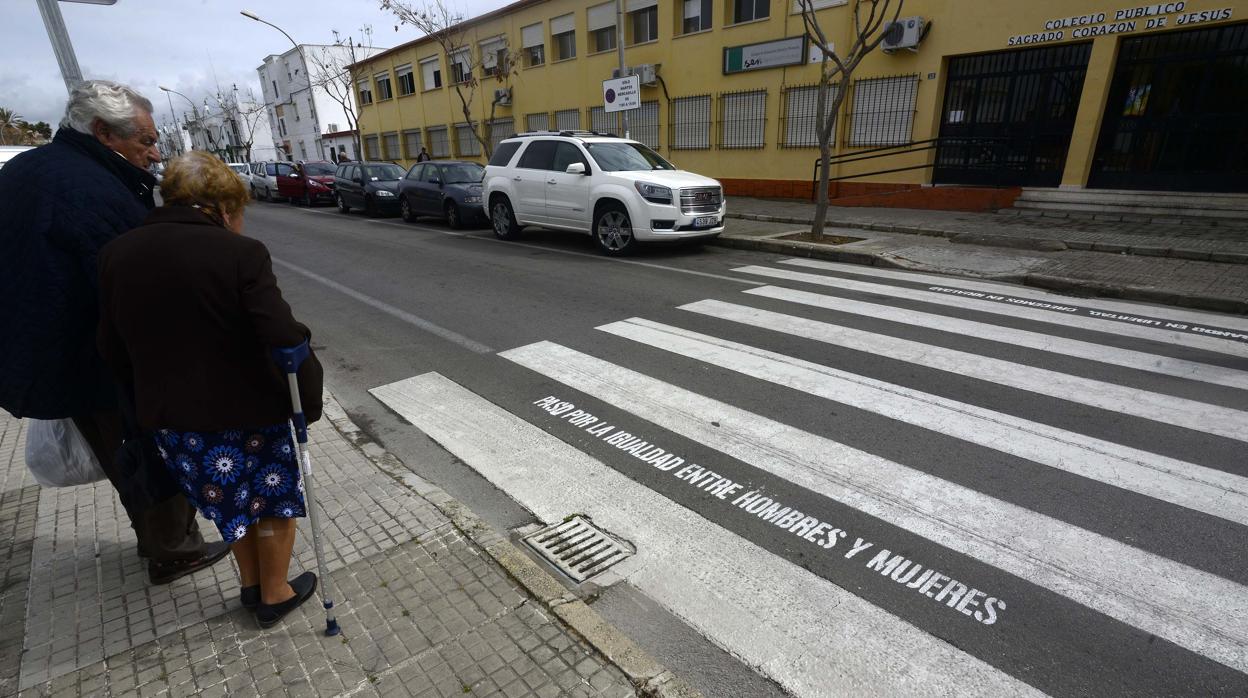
[349,0,1247,209]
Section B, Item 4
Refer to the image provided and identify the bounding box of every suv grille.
[680,187,722,214]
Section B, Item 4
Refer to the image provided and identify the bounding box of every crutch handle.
[272,340,311,375]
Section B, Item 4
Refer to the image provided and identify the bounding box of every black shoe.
[240,585,260,610]
[256,572,318,629]
[148,541,232,585]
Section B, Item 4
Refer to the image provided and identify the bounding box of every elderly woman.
[97,151,323,629]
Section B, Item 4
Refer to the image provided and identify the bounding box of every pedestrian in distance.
[416,146,431,162]
[0,80,230,585]
[97,151,325,628]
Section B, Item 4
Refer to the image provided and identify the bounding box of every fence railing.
[808,136,1013,201]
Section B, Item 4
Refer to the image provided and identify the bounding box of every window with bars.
[720,90,767,148]
[526,112,550,132]
[848,75,919,147]
[589,106,613,133]
[428,126,450,157]
[403,129,423,158]
[554,109,580,131]
[489,118,515,150]
[364,135,380,160]
[782,84,839,148]
[420,58,442,89]
[632,101,660,149]
[383,132,400,160]
[396,64,416,95]
[670,95,711,149]
[357,81,372,105]
[456,123,481,156]
[682,0,712,33]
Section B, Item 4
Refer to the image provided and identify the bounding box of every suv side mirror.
[565,162,587,175]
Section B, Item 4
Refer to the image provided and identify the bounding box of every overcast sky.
[1,0,511,128]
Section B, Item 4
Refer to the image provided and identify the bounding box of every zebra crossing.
[371,258,1248,697]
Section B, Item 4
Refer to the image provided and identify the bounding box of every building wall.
[350,0,1246,196]
[258,45,363,161]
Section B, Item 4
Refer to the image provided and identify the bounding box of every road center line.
[271,257,494,354]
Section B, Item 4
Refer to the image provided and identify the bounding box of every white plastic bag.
[24,418,108,487]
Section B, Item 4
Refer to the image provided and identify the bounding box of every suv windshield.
[443,163,484,183]
[303,162,335,176]
[585,142,674,172]
[363,164,404,180]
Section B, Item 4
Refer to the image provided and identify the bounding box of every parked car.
[278,160,337,206]
[227,162,250,183]
[482,131,725,256]
[397,160,485,228]
[333,161,405,216]
[0,145,34,170]
[250,160,296,202]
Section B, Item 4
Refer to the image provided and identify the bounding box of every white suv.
[483,131,725,255]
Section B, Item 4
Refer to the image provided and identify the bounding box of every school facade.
[349,0,1248,209]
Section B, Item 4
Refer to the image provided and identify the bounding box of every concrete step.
[1012,199,1248,221]
[1017,188,1248,211]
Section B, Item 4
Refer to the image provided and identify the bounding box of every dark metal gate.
[934,43,1092,187]
[1089,22,1248,192]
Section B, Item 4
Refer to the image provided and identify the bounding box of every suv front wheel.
[490,196,522,240]
[594,204,636,256]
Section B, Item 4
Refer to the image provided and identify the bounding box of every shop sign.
[1006,3,1234,46]
[724,36,807,74]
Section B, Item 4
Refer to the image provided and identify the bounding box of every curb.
[319,396,702,698]
[711,234,1248,315]
[724,212,1248,265]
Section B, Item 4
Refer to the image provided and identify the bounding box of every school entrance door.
[934,43,1092,187]
[1090,22,1248,192]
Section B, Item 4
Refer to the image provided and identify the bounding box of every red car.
[277,161,337,206]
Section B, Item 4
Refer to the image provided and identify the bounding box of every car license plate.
[694,216,719,227]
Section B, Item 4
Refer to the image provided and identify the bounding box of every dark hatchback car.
[333,161,405,216]
[397,160,486,228]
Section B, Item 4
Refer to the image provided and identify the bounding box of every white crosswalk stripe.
[370,372,1045,698]
[731,264,1248,357]
[596,317,1248,526]
[776,257,1248,333]
[682,299,1248,442]
[500,341,1248,676]
[744,284,1248,390]
[370,258,1248,693]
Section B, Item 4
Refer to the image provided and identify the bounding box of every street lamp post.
[242,10,321,161]
[161,86,201,152]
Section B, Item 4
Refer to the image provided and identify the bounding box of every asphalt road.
[244,198,1248,698]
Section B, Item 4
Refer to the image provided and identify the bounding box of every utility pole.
[615,0,629,138]
[36,0,85,93]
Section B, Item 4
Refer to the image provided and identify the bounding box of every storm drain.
[522,516,633,583]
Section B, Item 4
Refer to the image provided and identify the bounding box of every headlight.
[375,190,395,197]
[634,181,673,204]
[463,195,481,204]
[308,180,327,189]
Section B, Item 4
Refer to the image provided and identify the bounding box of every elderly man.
[0,80,229,584]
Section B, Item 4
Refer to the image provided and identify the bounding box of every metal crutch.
[273,340,341,636]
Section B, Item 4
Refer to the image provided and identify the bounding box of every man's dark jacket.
[0,128,155,419]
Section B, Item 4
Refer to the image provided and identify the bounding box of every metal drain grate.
[522,516,633,583]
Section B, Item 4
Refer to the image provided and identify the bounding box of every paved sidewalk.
[726,196,1248,262]
[1,396,690,697]
[719,200,1248,315]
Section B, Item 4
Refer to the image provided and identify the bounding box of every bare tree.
[308,30,374,161]
[380,0,520,159]
[799,0,906,240]
[233,88,269,162]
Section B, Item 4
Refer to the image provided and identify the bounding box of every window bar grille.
[669,95,712,150]
[846,73,920,148]
[718,89,767,149]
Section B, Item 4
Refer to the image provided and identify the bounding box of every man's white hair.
[60,80,153,136]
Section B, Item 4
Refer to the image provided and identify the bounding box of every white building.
[321,129,359,163]
[257,44,382,163]
[185,98,278,163]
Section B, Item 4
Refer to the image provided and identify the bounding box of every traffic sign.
[602,75,640,114]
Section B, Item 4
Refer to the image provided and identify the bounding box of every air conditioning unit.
[881,17,928,53]
[494,87,512,105]
[612,64,658,86]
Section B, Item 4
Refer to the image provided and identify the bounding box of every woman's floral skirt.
[154,422,306,543]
